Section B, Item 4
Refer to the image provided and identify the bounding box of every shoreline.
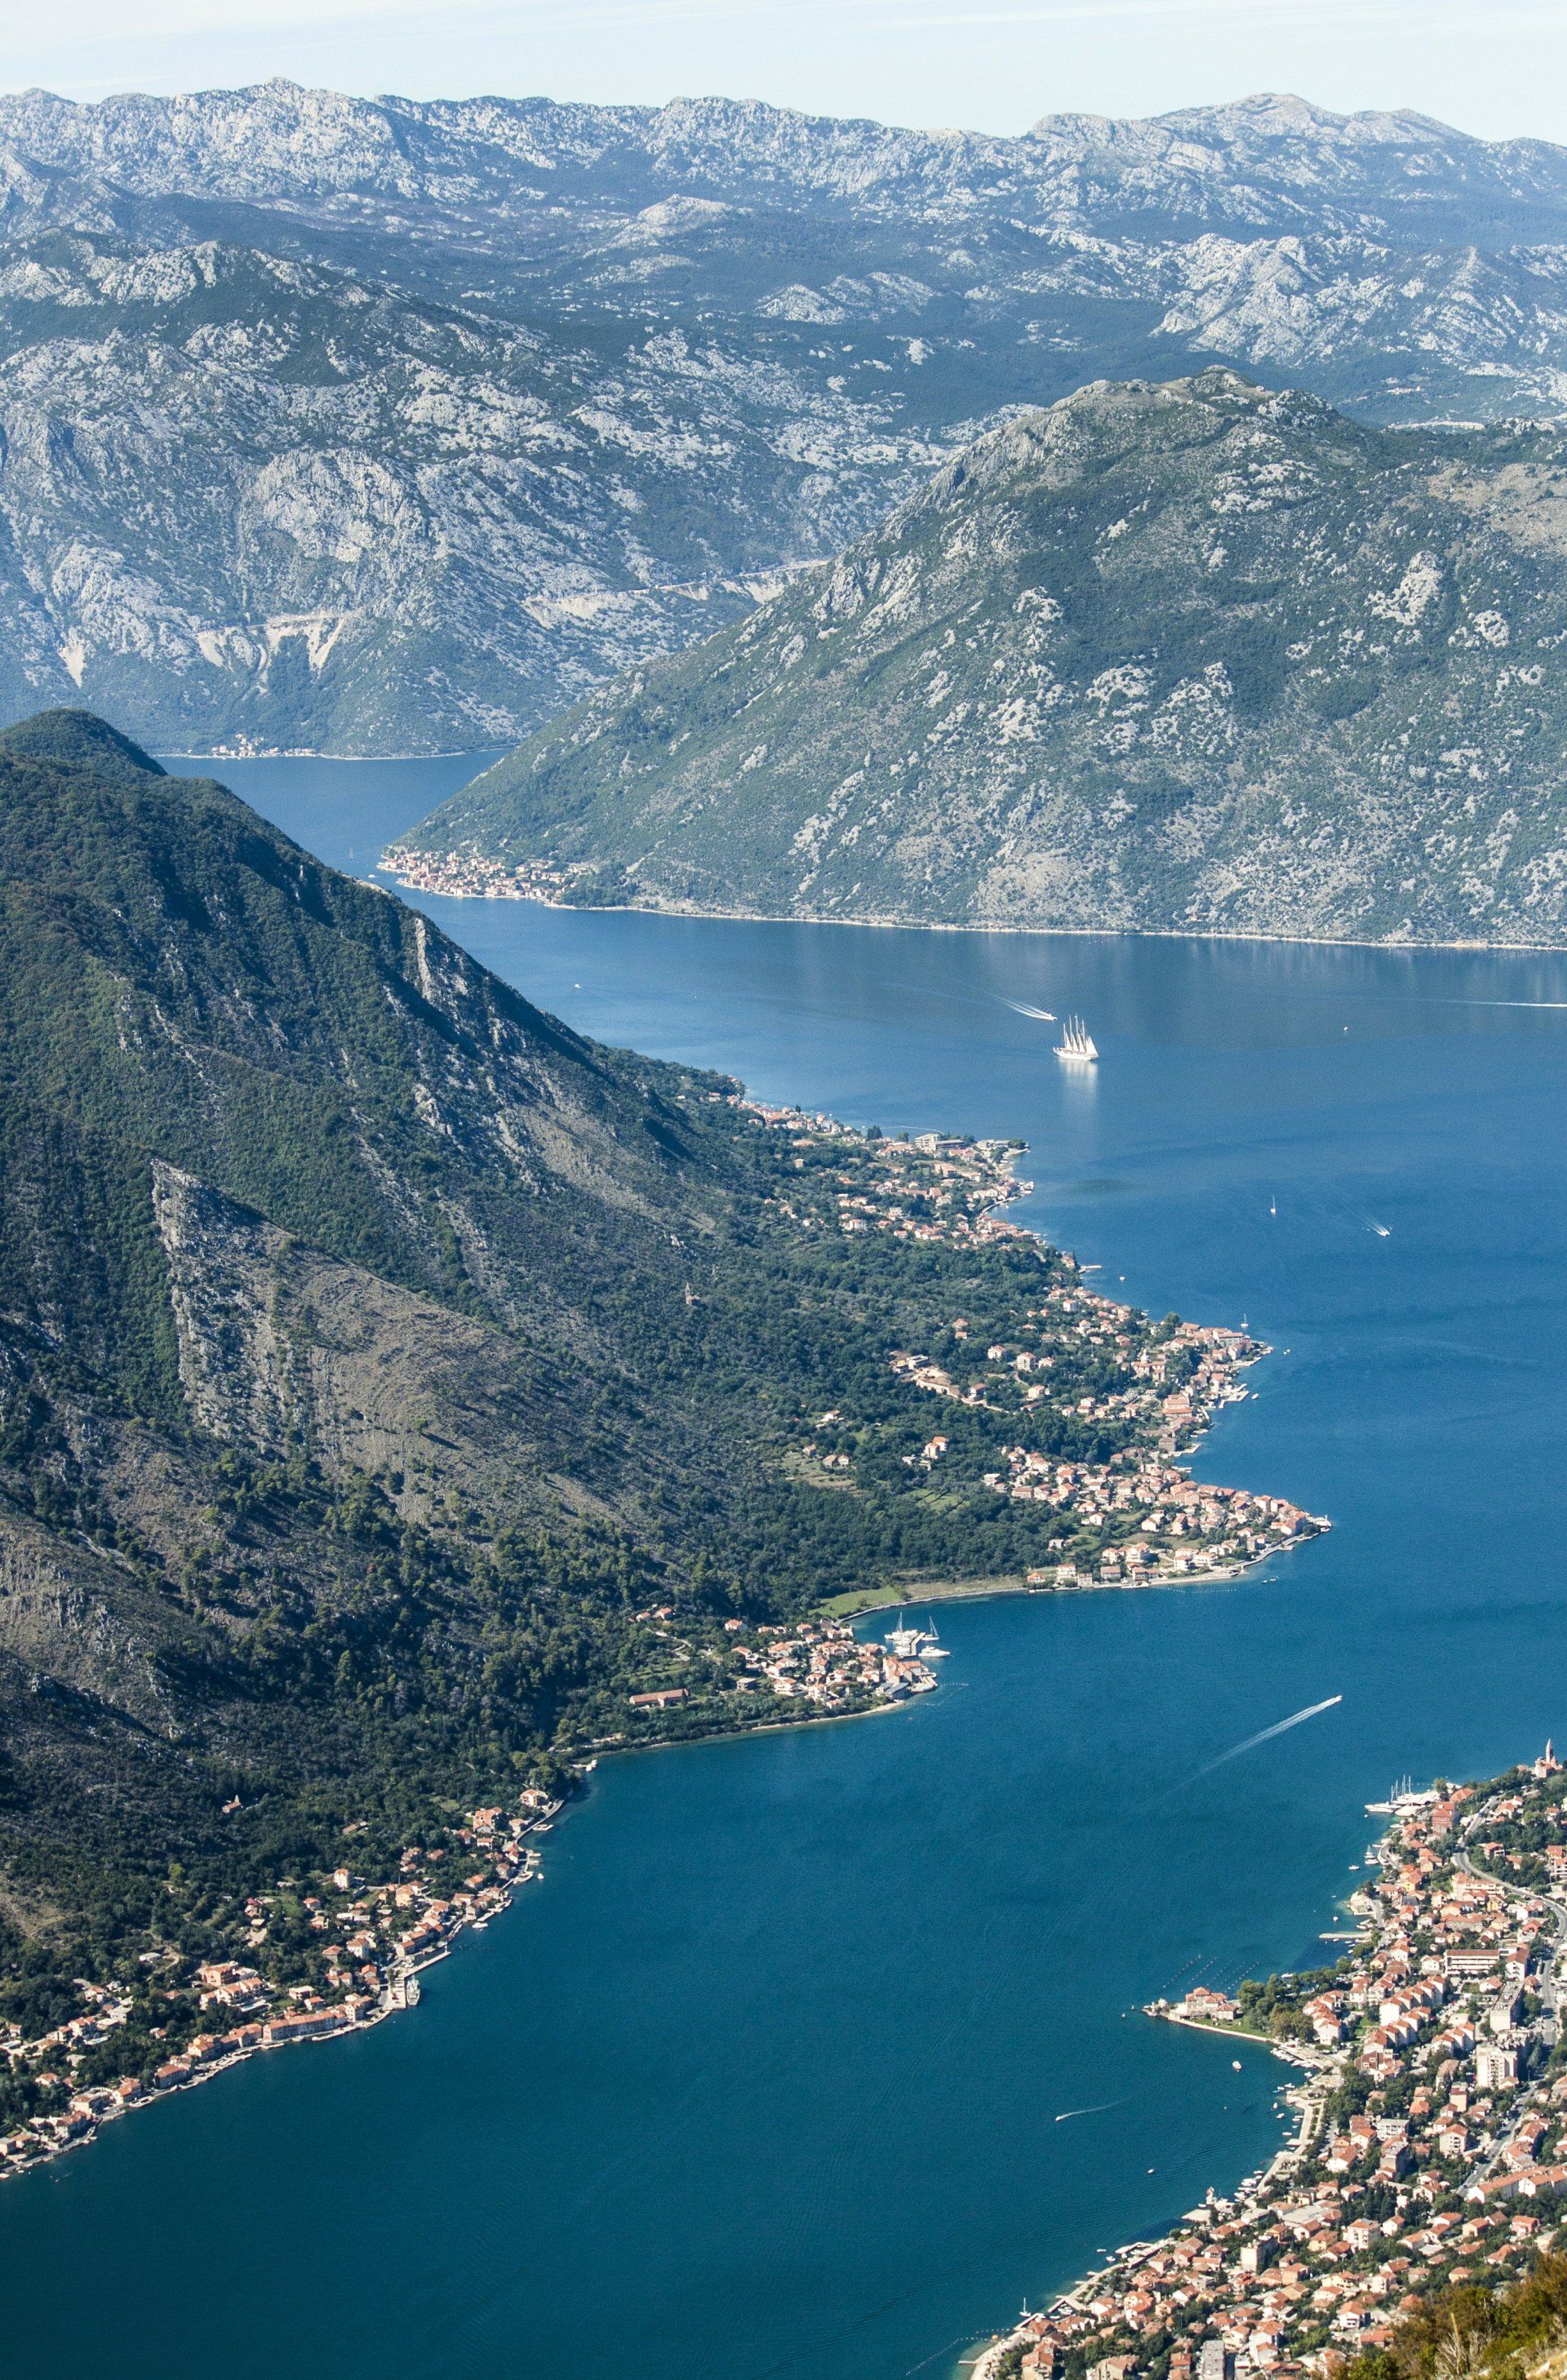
[375,856,1567,961]
[2,1674,940,2186]
[0,1809,559,2184]
[821,1548,1285,1622]
[0,1534,1298,2191]
[0,1539,1302,2189]
[0,1098,1315,2191]
[977,1752,1567,2380]
[159,748,498,765]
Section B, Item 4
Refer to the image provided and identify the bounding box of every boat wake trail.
[1001,999,1058,1022]
[1054,2098,1130,2123]
[1187,1695,1343,1783]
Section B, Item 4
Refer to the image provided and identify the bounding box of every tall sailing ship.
[1054,1015,1099,1064]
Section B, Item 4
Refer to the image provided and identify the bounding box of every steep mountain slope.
[2,85,1567,748]
[396,370,1567,946]
[0,231,933,752]
[0,708,1316,2111]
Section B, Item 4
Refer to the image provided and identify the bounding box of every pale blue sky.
[0,0,1561,146]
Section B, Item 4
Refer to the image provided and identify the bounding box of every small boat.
[1054,1015,1099,1064]
[1269,1197,1277,1218]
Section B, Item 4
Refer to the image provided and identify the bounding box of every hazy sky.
[1,0,1563,146]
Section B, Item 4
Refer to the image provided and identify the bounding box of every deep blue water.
[10,757,1567,2379]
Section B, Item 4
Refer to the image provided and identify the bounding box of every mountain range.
[394,369,1567,947]
[5,82,1567,751]
[0,705,1181,2087]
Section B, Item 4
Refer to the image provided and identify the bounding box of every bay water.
[7,755,1567,2379]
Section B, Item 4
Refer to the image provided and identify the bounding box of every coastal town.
[978,1745,1567,2380]
[0,1611,945,2183]
[380,847,608,905]
[740,1096,1326,1588]
[0,1789,564,2178]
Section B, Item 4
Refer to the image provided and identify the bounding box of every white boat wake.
[1187,1695,1343,1783]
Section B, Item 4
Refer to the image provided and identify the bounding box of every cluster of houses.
[885,1296,1324,1583]
[979,1748,1567,2380]
[744,1100,1033,1250]
[740,1095,1328,1590]
[890,1299,1266,1457]
[0,1790,563,2177]
[991,1448,1322,1584]
[380,849,586,903]
[716,1102,1316,1573]
[614,1611,939,1729]
[735,1618,937,1706]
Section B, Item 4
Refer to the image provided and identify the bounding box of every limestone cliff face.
[2,87,1567,748]
[149,1161,582,1526]
[0,1512,181,1729]
[152,1166,300,1453]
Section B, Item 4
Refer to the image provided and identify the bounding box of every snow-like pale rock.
[2,83,1567,748]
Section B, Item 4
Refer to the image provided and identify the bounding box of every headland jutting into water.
[975,1747,1567,2380]
[0,1099,1321,2183]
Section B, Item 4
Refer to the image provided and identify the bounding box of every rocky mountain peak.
[2,82,1567,753]
[395,368,1567,947]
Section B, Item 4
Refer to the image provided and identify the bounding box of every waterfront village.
[0,1611,941,2184]
[738,1095,1326,1587]
[381,847,612,904]
[977,1747,1567,2380]
[0,1792,570,2177]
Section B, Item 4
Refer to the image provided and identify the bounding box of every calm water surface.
[11,757,1567,2378]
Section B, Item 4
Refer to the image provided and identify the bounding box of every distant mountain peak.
[0,708,165,781]
[396,368,1567,948]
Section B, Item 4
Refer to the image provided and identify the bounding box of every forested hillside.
[0,708,1313,2134]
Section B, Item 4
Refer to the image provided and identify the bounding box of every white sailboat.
[1054,1015,1099,1064]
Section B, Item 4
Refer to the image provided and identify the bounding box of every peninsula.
[0,708,1322,2184]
